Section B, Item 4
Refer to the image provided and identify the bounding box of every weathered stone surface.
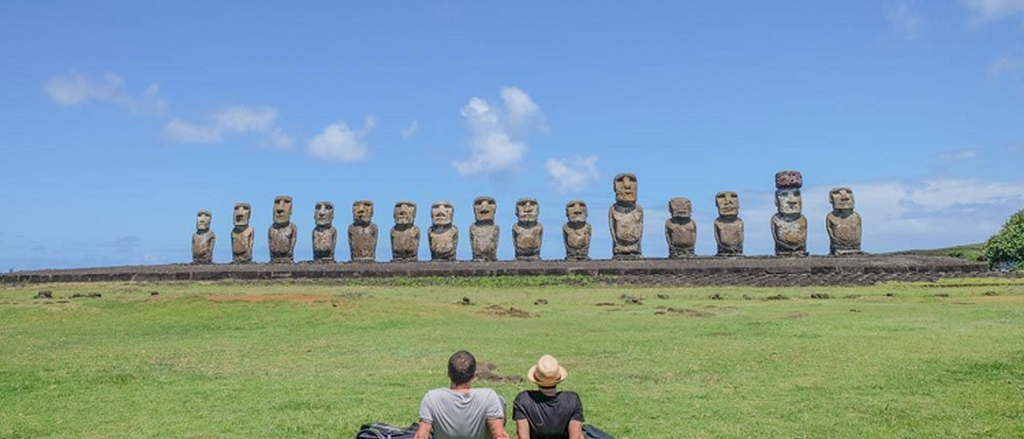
[390,201,420,262]
[192,210,215,264]
[563,200,592,261]
[665,197,697,258]
[470,196,499,262]
[230,203,254,263]
[312,201,337,262]
[713,191,744,256]
[348,200,377,262]
[429,201,458,261]
[826,187,862,255]
[771,171,808,256]
[512,198,543,261]
[268,196,298,263]
[608,173,643,260]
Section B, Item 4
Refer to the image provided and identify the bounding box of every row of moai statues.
[191,171,862,263]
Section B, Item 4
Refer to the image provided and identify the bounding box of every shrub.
[983,209,1024,271]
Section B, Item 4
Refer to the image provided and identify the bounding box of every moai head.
[196,210,212,232]
[233,203,251,228]
[516,198,539,223]
[473,196,496,222]
[669,197,692,220]
[353,200,374,225]
[613,173,638,203]
[774,170,803,216]
[431,201,454,226]
[715,191,739,217]
[273,196,293,225]
[829,187,855,211]
[314,201,334,227]
[394,201,417,226]
[566,200,588,224]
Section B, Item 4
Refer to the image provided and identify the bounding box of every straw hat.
[527,355,568,387]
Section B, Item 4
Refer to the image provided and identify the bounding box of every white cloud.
[45,72,167,114]
[453,87,545,176]
[988,55,1024,78]
[963,0,1024,21]
[937,148,979,161]
[308,115,375,162]
[884,2,925,40]
[161,105,290,148]
[546,156,599,193]
[402,119,420,139]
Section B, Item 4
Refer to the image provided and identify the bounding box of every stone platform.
[0,255,996,286]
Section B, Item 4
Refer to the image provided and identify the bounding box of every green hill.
[898,243,986,262]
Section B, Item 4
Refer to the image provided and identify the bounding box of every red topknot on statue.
[775,170,803,189]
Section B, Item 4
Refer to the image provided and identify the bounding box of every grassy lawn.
[1,277,1022,439]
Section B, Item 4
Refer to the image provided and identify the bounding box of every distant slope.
[895,243,985,262]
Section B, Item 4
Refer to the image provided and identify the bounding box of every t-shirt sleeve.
[486,390,506,419]
[419,392,433,423]
[512,391,527,420]
[570,393,584,422]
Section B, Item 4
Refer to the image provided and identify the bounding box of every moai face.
[233,203,251,227]
[613,173,638,203]
[775,189,803,215]
[716,192,739,217]
[473,197,496,222]
[566,200,588,223]
[830,187,855,210]
[196,211,212,231]
[353,200,374,225]
[431,201,454,226]
[516,198,539,223]
[315,201,334,227]
[273,196,293,224]
[669,198,692,219]
[394,201,416,226]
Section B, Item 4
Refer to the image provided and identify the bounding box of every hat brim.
[527,365,568,387]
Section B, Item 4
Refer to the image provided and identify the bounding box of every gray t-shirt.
[419,388,506,439]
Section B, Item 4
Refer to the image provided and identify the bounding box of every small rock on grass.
[984,291,999,296]
[810,292,830,299]
[534,298,548,305]
[709,293,724,300]
[34,290,53,299]
[656,294,670,300]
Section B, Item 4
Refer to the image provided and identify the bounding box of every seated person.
[414,350,509,439]
[513,355,584,439]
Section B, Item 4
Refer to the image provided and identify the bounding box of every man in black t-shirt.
[512,355,584,439]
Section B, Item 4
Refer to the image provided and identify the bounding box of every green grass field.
[2,277,1023,439]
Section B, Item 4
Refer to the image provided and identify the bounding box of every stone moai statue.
[390,201,420,262]
[230,203,254,263]
[513,198,543,261]
[665,197,697,258]
[608,173,644,260]
[312,201,337,263]
[348,200,378,262]
[192,210,216,264]
[563,200,592,261]
[713,192,744,256]
[469,196,499,262]
[268,196,298,263]
[771,170,808,256]
[429,201,458,261]
[826,187,862,255]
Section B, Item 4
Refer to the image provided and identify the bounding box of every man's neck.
[450,383,472,394]
[539,386,558,397]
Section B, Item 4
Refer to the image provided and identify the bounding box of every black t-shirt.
[512,390,584,439]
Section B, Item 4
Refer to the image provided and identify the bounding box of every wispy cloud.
[546,155,599,193]
[161,105,291,148]
[884,2,926,40]
[936,148,979,161]
[308,115,376,162]
[45,72,167,114]
[453,87,546,177]
[402,119,420,139]
[988,55,1024,78]
[963,0,1024,21]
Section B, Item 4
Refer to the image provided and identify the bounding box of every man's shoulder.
[471,387,499,399]
[559,391,582,403]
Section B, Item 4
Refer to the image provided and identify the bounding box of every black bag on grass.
[583,424,618,439]
[355,422,421,439]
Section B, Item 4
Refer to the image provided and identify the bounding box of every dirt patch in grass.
[205,294,331,304]
[784,312,810,319]
[477,362,524,384]
[656,307,713,317]
[485,304,538,318]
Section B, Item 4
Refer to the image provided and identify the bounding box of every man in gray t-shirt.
[414,351,509,439]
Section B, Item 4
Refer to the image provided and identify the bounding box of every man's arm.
[487,418,509,439]
[568,420,584,439]
[413,421,432,439]
[515,419,531,439]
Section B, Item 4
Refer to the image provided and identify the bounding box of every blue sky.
[1,1,1023,269]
